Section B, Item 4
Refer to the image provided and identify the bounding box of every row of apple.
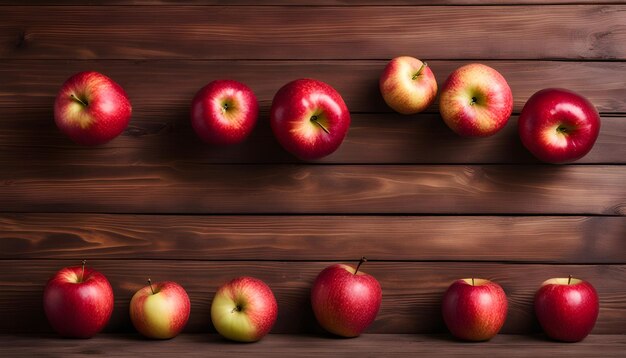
[44,259,599,343]
[55,58,601,163]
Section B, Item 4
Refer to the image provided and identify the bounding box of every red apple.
[439,64,513,137]
[441,278,508,341]
[535,276,599,342]
[130,279,191,339]
[43,260,114,338]
[54,71,132,145]
[380,56,437,114]
[190,79,259,145]
[211,276,278,342]
[311,257,382,337]
[518,88,601,163]
[270,79,350,160]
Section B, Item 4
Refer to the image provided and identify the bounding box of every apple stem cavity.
[470,97,478,106]
[148,278,155,295]
[568,275,572,285]
[310,115,330,134]
[412,62,428,80]
[231,305,242,314]
[70,94,88,107]
[354,256,368,275]
[472,277,475,286]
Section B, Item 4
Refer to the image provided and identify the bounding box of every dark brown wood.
[1,334,625,358]
[0,260,624,334]
[1,112,624,165]
[3,1,625,5]
[3,61,623,114]
[1,214,624,263]
[1,165,624,215]
[1,6,624,60]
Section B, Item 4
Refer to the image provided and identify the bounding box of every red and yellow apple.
[130,279,191,339]
[439,64,513,137]
[379,56,437,114]
[210,276,278,342]
[54,71,132,145]
[190,79,259,145]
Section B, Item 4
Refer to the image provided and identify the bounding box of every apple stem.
[148,278,155,295]
[354,256,367,275]
[310,115,330,134]
[412,62,428,80]
[70,94,88,107]
[568,275,572,285]
[80,259,86,282]
[472,277,475,286]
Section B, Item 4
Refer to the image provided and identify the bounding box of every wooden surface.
[1,214,623,263]
[2,165,625,214]
[1,6,625,60]
[0,2,624,354]
[1,334,625,357]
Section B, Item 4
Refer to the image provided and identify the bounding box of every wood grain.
[1,6,624,60]
[0,260,623,334]
[3,1,625,5]
[3,61,623,114]
[1,165,625,215]
[1,334,625,358]
[1,214,624,263]
[1,112,624,165]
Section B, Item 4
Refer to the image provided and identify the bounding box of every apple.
[54,71,132,145]
[270,78,350,160]
[210,276,278,342]
[535,276,599,342]
[190,79,259,145]
[311,257,382,337]
[518,88,601,163]
[441,278,508,341]
[439,63,513,137]
[129,279,191,339]
[380,56,437,114]
[43,260,114,338]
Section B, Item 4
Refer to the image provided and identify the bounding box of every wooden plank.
[1,113,624,165]
[0,260,623,334]
[3,61,623,114]
[1,165,625,215]
[1,214,624,263]
[1,334,625,358]
[3,1,626,5]
[1,6,624,60]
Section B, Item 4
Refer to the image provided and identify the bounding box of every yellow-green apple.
[311,257,382,337]
[380,56,437,114]
[54,71,132,145]
[535,276,599,342]
[211,276,278,342]
[441,278,508,341]
[129,279,191,339]
[270,79,350,160]
[190,79,259,145]
[43,260,114,338]
[518,88,601,163]
[439,64,513,137]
